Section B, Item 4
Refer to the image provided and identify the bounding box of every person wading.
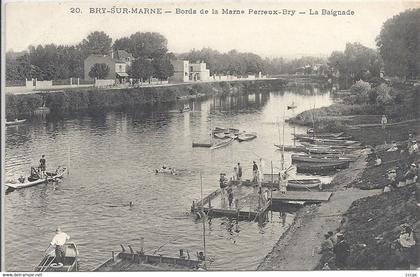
[50,227,70,266]
[237,163,242,181]
[39,155,47,175]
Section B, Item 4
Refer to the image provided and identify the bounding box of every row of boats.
[275,131,361,174]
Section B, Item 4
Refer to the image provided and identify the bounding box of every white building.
[189,62,210,81]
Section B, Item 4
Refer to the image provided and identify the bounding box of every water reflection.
[5,84,333,271]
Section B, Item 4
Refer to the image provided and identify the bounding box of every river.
[4,83,333,271]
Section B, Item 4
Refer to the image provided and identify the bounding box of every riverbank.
[258,80,419,270]
[5,78,287,119]
[257,149,382,270]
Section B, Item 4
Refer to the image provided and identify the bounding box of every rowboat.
[214,132,228,139]
[294,134,353,141]
[213,127,239,135]
[274,144,307,153]
[35,242,79,272]
[296,161,350,173]
[5,166,67,191]
[6,119,26,126]
[210,137,234,150]
[237,132,257,142]
[302,142,363,151]
[306,129,344,138]
[287,179,322,189]
[291,154,355,163]
[307,138,360,146]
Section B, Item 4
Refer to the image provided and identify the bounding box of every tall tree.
[80,31,112,56]
[131,58,154,82]
[377,8,420,79]
[88,63,110,79]
[129,32,168,59]
[113,37,131,51]
[152,54,174,80]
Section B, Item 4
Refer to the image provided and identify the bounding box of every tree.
[88,63,110,79]
[328,43,383,84]
[80,31,112,56]
[113,37,131,51]
[152,54,174,80]
[377,8,420,79]
[131,58,154,82]
[128,32,168,59]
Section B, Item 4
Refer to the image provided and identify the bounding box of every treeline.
[178,48,328,76]
[328,8,420,85]
[6,31,174,83]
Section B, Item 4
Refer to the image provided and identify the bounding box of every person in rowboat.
[50,227,70,266]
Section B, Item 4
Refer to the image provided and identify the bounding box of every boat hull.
[210,137,234,150]
[6,166,67,190]
[35,242,78,272]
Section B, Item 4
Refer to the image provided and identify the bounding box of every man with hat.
[333,233,350,269]
[50,227,70,265]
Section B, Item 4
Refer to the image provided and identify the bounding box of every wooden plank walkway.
[271,191,332,203]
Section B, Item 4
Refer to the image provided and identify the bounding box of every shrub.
[347,80,372,104]
[375,83,394,105]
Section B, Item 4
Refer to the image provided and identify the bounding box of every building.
[169,60,190,83]
[168,60,210,83]
[84,54,129,83]
[189,62,210,81]
[113,50,134,67]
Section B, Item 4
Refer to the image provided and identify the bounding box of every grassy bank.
[261,80,419,270]
[5,79,287,119]
[287,82,419,135]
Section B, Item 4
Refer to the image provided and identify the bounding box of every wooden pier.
[94,245,201,271]
[191,184,271,221]
[270,191,332,204]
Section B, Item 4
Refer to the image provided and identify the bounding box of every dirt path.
[258,149,382,271]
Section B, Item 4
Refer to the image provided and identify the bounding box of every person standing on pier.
[50,227,70,266]
[227,187,234,208]
[259,158,265,181]
[252,161,259,183]
[237,163,242,181]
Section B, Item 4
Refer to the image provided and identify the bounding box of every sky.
[4,0,418,58]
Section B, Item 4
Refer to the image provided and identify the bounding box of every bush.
[347,80,372,104]
[375,83,394,105]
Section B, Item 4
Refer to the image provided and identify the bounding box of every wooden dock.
[94,245,201,271]
[271,191,332,203]
[191,184,271,221]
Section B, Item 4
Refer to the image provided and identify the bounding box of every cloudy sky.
[4,0,416,57]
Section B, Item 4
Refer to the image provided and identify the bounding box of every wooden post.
[112,251,115,262]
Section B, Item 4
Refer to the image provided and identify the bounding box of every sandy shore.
[257,149,382,270]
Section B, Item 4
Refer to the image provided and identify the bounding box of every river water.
[4,84,333,271]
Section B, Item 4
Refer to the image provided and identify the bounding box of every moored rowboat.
[287,179,322,189]
[210,137,234,150]
[291,154,355,163]
[237,132,257,142]
[296,161,350,174]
